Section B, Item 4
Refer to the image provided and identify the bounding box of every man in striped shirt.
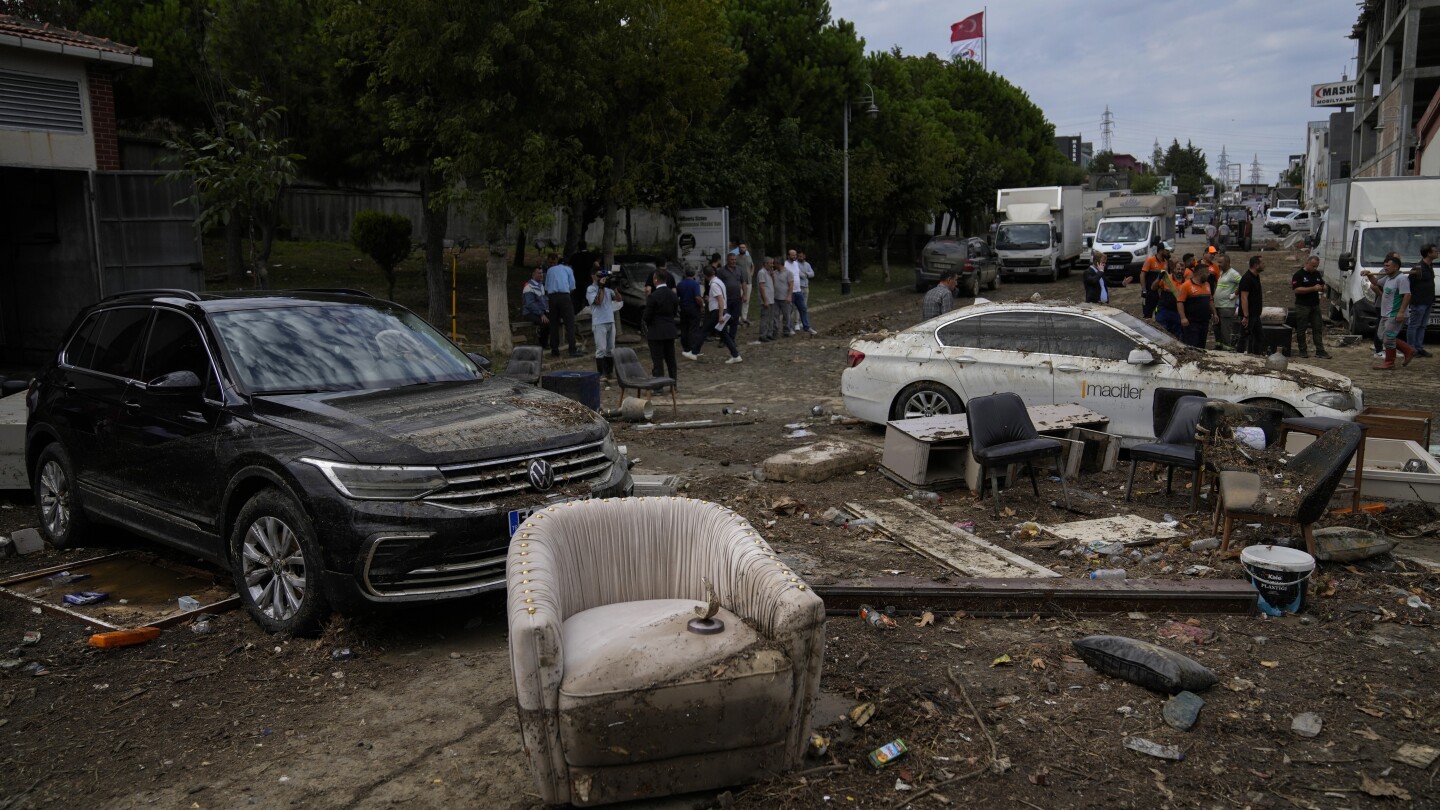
[922,271,959,320]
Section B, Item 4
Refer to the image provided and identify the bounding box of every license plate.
[1430,312,1440,326]
[508,495,589,534]
[930,262,952,271]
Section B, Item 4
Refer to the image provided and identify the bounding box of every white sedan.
[840,301,1363,445]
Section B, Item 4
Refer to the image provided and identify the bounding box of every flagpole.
[983,6,988,71]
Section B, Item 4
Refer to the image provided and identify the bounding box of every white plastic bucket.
[1240,544,1315,615]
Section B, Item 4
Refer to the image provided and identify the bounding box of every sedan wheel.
[893,382,962,420]
[231,489,330,635]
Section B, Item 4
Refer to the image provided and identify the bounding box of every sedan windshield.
[994,223,1051,249]
[1096,221,1150,243]
[1110,310,1185,354]
[211,304,480,394]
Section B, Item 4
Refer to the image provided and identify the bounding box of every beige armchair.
[507,496,826,807]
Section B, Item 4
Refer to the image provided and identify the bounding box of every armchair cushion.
[972,436,1062,466]
[1218,470,1265,514]
[1130,442,1202,468]
[558,599,792,767]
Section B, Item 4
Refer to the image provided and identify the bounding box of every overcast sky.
[829,0,1361,184]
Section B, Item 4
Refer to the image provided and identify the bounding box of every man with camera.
[586,263,624,380]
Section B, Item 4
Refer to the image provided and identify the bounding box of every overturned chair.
[507,497,826,806]
[1216,422,1363,557]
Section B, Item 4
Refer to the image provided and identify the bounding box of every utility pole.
[1100,106,1114,153]
[1249,153,1262,185]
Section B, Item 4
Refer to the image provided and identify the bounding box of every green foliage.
[1283,163,1304,188]
[1130,173,1161,194]
[350,211,415,300]
[1164,139,1210,195]
[1089,150,1115,174]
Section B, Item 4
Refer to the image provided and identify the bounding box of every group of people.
[1364,242,1436,369]
[520,243,822,388]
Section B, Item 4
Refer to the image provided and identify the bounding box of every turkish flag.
[950,11,984,41]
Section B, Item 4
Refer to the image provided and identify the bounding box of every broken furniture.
[880,403,1109,492]
[1284,433,1440,504]
[611,346,677,418]
[1127,395,1209,511]
[1278,416,1367,512]
[844,499,1058,578]
[502,345,543,385]
[968,392,1071,511]
[506,497,824,807]
[1216,422,1363,556]
[812,575,1259,617]
[1354,405,1432,448]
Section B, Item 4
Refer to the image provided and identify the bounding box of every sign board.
[675,208,729,274]
[1312,80,1358,107]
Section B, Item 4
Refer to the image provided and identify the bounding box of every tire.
[230,489,331,636]
[1349,304,1371,336]
[33,443,90,550]
[986,272,1000,292]
[891,382,963,420]
[1277,225,1290,236]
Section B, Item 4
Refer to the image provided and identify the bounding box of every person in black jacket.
[643,269,680,381]
[1082,250,1110,303]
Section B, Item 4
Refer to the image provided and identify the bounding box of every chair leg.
[1302,523,1317,559]
[1125,460,1138,502]
[1189,467,1201,513]
[1027,461,1040,496]
[1220,513,1234,554]
[1055,456,1071,510]
[617,386,627,409]
[1165,466,1174,495]
[669,386,678,419]
[987,468,1002,512]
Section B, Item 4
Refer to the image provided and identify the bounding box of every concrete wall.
[0,50,96,171]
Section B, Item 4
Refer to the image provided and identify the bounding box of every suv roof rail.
[285,288,377,298]
[101,288,204,302]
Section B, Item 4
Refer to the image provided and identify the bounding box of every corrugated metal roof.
[0,14,152,67]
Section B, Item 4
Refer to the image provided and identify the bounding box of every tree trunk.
[420,169,449,327]
[600,156,623,270]
[879,225,893,282]
[225,217,245,286]
[624,206,633,254]
[513,228,527,270]
[486,213,513,357]
[564,194,586,256]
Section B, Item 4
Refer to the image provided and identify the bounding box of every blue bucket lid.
[1240,544,1315,572]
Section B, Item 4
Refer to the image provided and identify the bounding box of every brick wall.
[87,67,120,171]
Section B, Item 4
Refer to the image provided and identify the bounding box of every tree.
[1130,173,1161,194]
[164,88,300,288]
[1089,150,1116,174]
[351,211,414,301]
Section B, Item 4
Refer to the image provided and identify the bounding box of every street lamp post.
[842,84,879,295]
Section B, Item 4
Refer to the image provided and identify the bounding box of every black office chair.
[967,392,1070,511]
[1152,387,1206,438]
[612,347,677,417]
[502,346,543,385]
[1127,395,1208,512]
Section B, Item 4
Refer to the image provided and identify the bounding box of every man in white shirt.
[784,248,818,335]
[683,265,742,363]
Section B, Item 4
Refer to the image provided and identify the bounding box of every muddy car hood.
[250,379,608,465]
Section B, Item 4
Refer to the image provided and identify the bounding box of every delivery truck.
[1317,177,1440,336]
[993,186,1084,282]
[1093,195,1177,283]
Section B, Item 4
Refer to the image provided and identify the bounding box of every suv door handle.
[122,400,142,412]
[953,356,978,364]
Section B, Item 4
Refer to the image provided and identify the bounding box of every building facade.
[1349,0,1440,177]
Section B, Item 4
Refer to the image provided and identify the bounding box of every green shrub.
[350,210,414,300]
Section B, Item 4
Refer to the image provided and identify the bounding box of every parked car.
[612,254,680,336]
[1219,206,1253,250]
[1190,209,1214,235]
[25,289,632,634]
[1265,209,1313,235]
[840,301,1362,444]
[915,236,1000,296]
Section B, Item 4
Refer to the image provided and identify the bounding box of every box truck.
[993,186,1084,282]
[1317,177,1440,336]
[1093,195,1177,283]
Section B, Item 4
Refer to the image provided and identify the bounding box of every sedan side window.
[1049,314,1138,361]
[936,314,983,348]
[87,307,151,379]
[974,312,1051,354]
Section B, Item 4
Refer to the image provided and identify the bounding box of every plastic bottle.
[1088,569,1127,580]
[846,518,878,529]
[859,604,898,629]
[905,490,941,503]
[1189,537,1221,552]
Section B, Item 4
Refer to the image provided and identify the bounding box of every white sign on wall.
[1312,80,1358,107]
[675,208,730,273]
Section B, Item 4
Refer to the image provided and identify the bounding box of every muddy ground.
[2,235,1439,809]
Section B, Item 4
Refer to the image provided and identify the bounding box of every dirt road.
[1,234,1436,809]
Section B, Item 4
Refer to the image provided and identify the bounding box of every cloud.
[830,0,1360,181]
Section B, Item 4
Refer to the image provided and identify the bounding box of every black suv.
[25,289,631,634]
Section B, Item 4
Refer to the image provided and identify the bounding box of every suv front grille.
[423,439,612,508]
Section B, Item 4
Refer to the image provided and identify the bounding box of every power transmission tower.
[1100,106,1114,153]
[1249,154,1262,185]
[1217,145,1229,189]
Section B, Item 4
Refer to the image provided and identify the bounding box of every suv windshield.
[994,223,1050,250]
[1192,212,1213,226]
[211,304,479,394]
[1096,221,1150,243]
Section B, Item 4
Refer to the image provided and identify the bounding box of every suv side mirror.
[1127,349,1156,366]
[148,370,204,394]
[1338,253,1355,273]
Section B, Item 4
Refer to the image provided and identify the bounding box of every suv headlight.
[1305,391,1355,411]
[301,458,446,500]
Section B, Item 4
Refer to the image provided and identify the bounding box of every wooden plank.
[845,498,1058,578]
[814,575,1259,617]
[1040,514,1184,546]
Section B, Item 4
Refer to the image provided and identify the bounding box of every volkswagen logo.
[527,459,555,492]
